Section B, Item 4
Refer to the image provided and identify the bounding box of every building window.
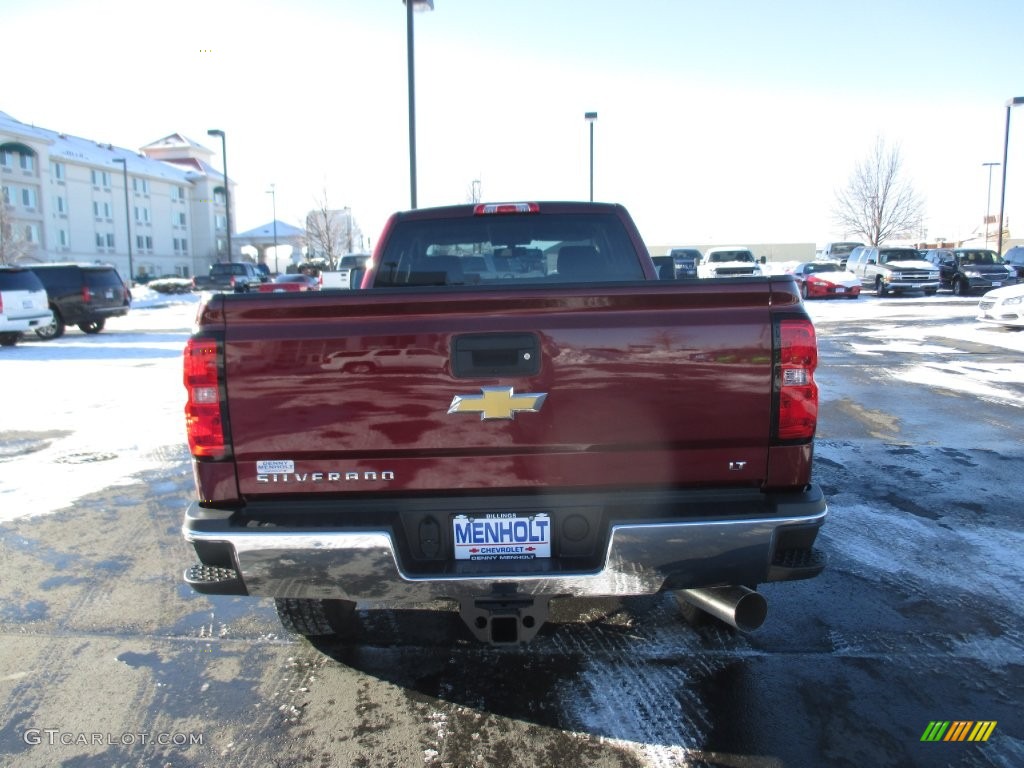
[175,211,187,227]
[94,200,112,220]
[52,161,65,181]
[176,265,190,278]
[214,190,226,205]
[133,177,149,194]
[55,195,67,215]
[173,185,186,201]
[0,150,12,169]
[59,229,69,248]
[215,214,227,230]
[106,233,115,248]
[21,188,37,209]
[91,169,111,188]
[20,154,35,172]
[95,233,104,248]
[134,206,150,224]
[25,224,39,243]
[1,186,9,205]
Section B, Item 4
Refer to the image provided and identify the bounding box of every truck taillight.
[184,336,227,458]
[82,286,92,303]
[473,202,540,215]
[775,319,818,441]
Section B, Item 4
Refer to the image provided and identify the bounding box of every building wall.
[1,114,235,281]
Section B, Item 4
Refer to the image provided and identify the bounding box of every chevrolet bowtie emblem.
[448,387,548,420]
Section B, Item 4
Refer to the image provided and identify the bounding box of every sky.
[4,0,1024,250]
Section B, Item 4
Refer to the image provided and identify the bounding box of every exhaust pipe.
[677,586,767,632]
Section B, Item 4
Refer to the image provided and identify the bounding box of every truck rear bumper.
[183,486,827,601]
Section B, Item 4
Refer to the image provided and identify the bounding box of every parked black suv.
[922,248,1017,296]
[26,264,131,339]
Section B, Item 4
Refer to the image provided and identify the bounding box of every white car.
[0,266,53,347]
[698,247,763,278]
[977,283,1024,329]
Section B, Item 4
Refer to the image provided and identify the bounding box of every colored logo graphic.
[920,721,997,742]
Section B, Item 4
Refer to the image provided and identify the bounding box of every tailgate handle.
[451,333,541,378]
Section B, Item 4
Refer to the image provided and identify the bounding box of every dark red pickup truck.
[182,201,827,645]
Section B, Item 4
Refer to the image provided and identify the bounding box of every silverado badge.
[448,387,548,420]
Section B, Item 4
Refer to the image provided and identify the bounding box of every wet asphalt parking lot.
[0,292,1021,767]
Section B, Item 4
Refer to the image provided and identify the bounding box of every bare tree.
[303,190,346,270]
[0,201,34,265]
[833,137,925,245]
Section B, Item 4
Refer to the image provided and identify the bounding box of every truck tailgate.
[216,282,778,497]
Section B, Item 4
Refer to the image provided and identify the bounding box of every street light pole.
[404,0,435,210]
[111,158,133,285]
[982,162,1000,249]
[585,112,598,202]
[207,129,232,263]
[266,184,278,273]
[996,97,1024,256]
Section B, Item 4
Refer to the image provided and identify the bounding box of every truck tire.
[0,333,21,347]
[876,278,888,296]
[274,598,356,638]
[78,319,106,334]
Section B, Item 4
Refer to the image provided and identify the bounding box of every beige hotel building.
[1,110,236,281]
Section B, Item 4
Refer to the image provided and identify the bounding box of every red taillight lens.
[82,286,92,303]
[184,336,226,458]
[776,319,818,441]
[473,202,540,215]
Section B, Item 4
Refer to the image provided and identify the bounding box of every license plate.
[835,287,845,293]
[23,300,33,309]
[105,289,114,299]
[452,513,551,561]
[992,282,1002,287]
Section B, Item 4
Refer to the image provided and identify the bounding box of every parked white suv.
[846,246,939,296]
[698,247,763,278]
[0,266,53,347]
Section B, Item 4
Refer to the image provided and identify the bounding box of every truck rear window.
[375,214,644,287]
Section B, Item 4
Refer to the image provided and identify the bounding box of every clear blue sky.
[5,0,1024,249]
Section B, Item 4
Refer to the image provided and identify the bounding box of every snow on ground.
[0,287,200,521]
[1,288,1021,522]
[804,294,1024,409]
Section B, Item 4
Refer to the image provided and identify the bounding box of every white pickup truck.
[318,253,370,289]
[698,247,764,278]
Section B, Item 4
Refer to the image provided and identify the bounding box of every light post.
[207,129,232,263]
[111,158,133,285]
[266,184,278,273]
[404,0,434,210]
[585,112,598,202]
[996,97,1024,256]
[982,162,1000,248]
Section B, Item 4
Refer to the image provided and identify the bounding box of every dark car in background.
[666,247,702,278]
[26,263,131,339]
[1003,245,1024,279]
[923,248,1017,296]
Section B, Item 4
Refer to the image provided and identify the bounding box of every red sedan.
[791,262,861,299]
[257,274,320,293]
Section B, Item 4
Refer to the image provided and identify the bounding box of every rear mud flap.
[458,593,550,645]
